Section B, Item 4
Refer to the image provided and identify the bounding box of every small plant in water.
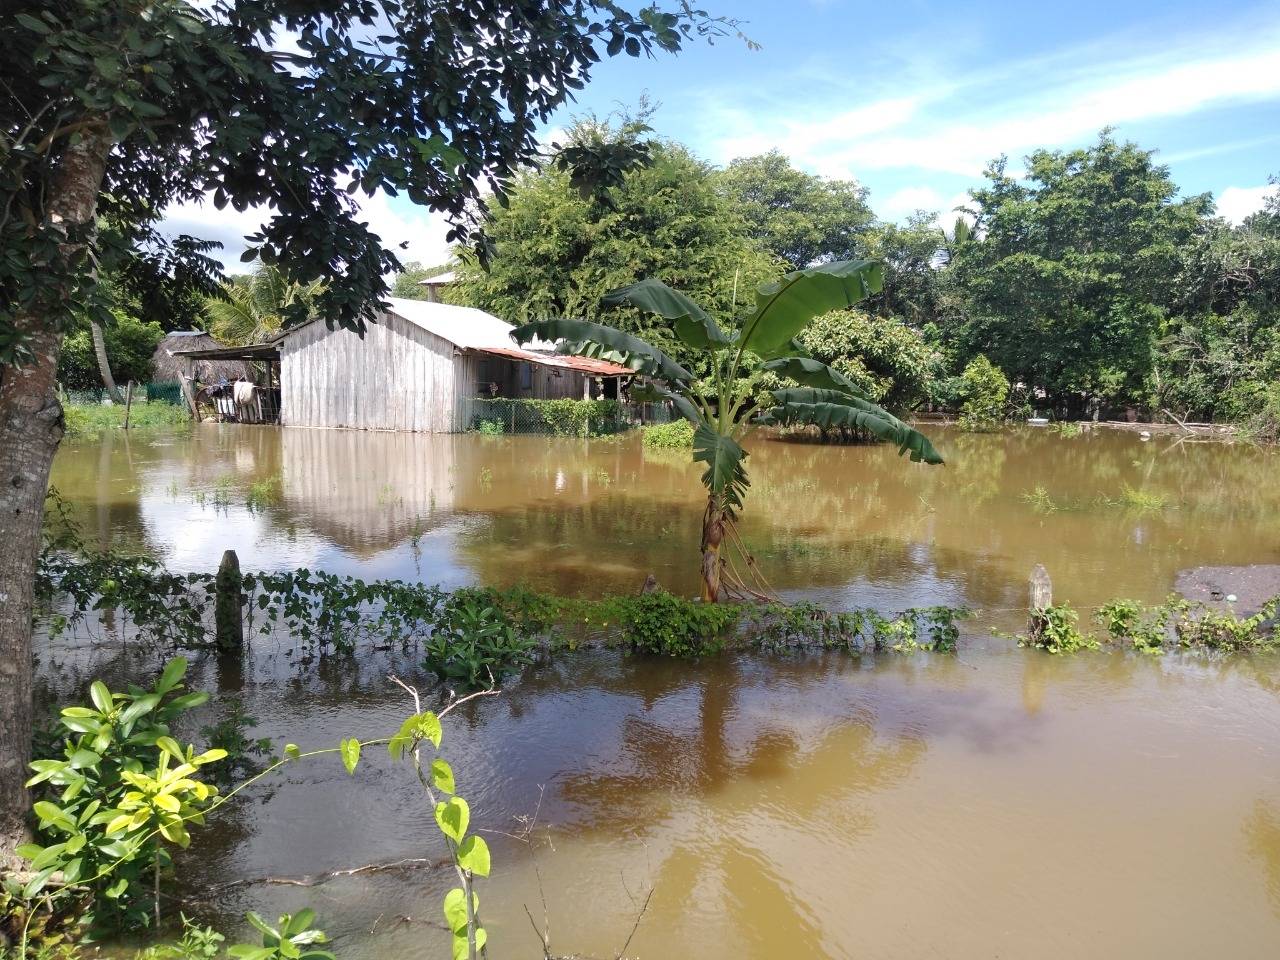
[1020,486,1059,514]
[246,474,282,512]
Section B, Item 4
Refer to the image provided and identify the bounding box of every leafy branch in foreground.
[514,261,943,602]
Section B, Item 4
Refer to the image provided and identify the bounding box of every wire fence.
[461,398,677,436]
[60,382,187,406]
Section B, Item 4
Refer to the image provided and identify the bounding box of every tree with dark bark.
[0,0,744,872]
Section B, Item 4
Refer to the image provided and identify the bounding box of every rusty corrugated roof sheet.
[480,346,633,376]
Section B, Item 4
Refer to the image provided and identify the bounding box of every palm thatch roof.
[151,332,256,383]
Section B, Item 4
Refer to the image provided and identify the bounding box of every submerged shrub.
[641,419,694,448]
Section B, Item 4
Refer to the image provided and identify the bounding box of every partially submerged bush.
[641,419,694,448]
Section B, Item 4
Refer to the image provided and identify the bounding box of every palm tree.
[514,260,944,603]
[203,264,324,346]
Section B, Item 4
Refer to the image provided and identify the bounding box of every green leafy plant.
[641,419,694,448]
[958,354,1010,431]
[422,590,538,689]
[349,682,495,960]
[228,910,335,960]
[199,699,274,786]
[474,418,504,436]
[20,659,224,932]
[514,261,943,602]
[1022,604,1100,654]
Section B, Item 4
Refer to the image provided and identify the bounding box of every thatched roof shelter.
[151,331,256,383]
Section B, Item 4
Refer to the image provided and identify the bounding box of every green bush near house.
[641,419,694,448]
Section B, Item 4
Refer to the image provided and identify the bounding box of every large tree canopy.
[454,126,779,371]
[0,0,743,870]
[716,150,876,270]
[949,132,1211,409]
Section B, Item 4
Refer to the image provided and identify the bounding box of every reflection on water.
[42,426,1280,957]
[49,425,1280,633]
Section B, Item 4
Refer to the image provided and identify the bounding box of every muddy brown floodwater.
[43,425,1280,958]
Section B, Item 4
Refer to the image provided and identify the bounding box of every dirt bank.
[1174,565,1280,618]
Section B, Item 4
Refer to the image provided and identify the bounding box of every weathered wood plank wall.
[281,311,471,432]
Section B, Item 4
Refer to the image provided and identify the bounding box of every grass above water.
[62,399,190,440]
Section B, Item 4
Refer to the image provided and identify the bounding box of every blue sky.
[169,0,1280,270]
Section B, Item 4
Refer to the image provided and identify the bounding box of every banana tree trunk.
[0,125,113,871]
[90,318,124,403]
[700,503,727,603]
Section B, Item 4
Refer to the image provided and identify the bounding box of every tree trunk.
[700,503,726,603]
[0,126,113,873]
[90,318,124,404]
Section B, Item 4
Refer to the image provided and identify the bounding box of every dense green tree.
[1152,178,1280,422]
[949,133,1211,413]
[454,127,779,371]
[57,311,165,390]
[716,151,875,269]
[859,211,955,327]
[0,0,741,870]
[760,308,943,414]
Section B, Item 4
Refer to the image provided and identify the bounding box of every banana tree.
[512,260,943,603]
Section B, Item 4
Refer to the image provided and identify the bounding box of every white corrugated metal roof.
[416,270,456,285]
[384,297,555,351]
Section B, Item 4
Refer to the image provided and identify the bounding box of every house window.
[521,362,533,390]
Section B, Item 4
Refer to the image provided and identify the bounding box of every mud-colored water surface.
[42,425,1280,958]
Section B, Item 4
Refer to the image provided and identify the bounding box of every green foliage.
[717,150,875,270]
[40,495,969,664]
[61,400,190,440]
[421,590,538,689]
[377,702,491,960]
[1,0,744,363]
[1096,595,1280,654]
[514,261,942,603]
[58,312,164,391]
[390,262,457,301]
[951,132,1211,412]
[199,700,274,787]
[614,591,738,657]
[1022,605,1100,654]
[958,354,1009,431]
[759,308,944,419]
[641,419,694,448]
[21,659,224,931]
[229,911,335,960]
[456,128,780,374]
[203,264,324,347]
[469,398,624,437]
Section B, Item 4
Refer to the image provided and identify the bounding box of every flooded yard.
[42,425,1280,959]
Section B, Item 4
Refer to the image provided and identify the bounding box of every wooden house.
[279,298,632,432]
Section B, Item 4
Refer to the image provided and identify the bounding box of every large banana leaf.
[693,422,749,511]
[602,279,734,351]
[758,357,869,396]
[511,317,692,383]
[739,261,884,357]
[766,388,944,464]
[630,380,703,425]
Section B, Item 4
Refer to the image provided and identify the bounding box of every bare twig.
[205,858,437,892]
[614,887,653,959]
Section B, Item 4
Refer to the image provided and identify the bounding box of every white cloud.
[698,18,1280,183]
[1216,184,1272,224]
[158,191,454,276]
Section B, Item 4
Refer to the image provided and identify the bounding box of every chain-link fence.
[145,381,185,405]
[461,398,677,436]
[60,382,187,406]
